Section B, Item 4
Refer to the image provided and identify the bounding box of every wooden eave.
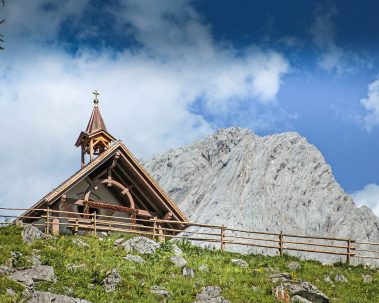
[21,141,188,223]
[74,130,116,147]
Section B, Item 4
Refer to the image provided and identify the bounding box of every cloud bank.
[352,184,379,216]
[0,0,290,208]
[360,78,379,130]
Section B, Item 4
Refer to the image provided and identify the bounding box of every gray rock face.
[230,259,248,268]
[269,273,292,283]
[150,285,169,296]
[182,266,195,278]
[121,237,160,254]
[103,269,121,293]
[335,274,348,283]
[22,225,50,244]
[123,254,145,263]
[169,256,188,267]
[285,281,329,303]
[144,127,379,262]
[27,291,91,303]
[10,265,56,287]
[362,274,373,283]
[291,295,312,303]
[194,286,230,303]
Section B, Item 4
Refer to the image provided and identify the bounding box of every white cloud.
[360,78,379,130]
[351,184,379,217]
[310,3,361,74]
[0,0,290,209]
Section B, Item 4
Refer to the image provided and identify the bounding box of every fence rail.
[1,207,378,264]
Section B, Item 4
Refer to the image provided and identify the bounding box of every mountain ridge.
[144,127,379,246]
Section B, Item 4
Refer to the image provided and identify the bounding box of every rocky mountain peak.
[144,127,379,250]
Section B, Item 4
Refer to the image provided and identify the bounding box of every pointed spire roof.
[85,90,107,134]
[85,106,107,134]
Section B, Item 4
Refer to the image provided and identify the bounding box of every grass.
[0,225,378,302]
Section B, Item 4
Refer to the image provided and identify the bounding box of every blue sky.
[1,0,379,215]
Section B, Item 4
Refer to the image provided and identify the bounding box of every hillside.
[144,127,379,258]
[0,225,378,303]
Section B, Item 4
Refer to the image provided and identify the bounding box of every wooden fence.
[1,207,378,265]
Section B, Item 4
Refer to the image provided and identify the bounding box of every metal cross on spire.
[93,90,100,107]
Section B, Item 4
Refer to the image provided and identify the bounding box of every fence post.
[346,238,351,265]
[220,225,225,251]
[152,216,157,240]
[93,211,97,237]
[279,231,283,257]
[45,207,50,235]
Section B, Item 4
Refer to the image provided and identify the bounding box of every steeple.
[75,91,116,167]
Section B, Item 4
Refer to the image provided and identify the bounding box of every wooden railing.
[1,207,378,264]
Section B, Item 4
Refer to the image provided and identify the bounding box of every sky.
[0,0,379,216]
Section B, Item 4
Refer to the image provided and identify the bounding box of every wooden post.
[346,238,351,265]
[157,224,165,243]
[52,218,60,236]
[279,231,283,257]
[45,208,50,235]
[73,219,79,235]
[152,216,157,240]
[93,211,97,237]
[220,225,225,251]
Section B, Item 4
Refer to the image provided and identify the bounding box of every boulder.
[121,237,160,254]
[66,264,87,271]
[150,285,169,296]
[10,265,56,287]
[287,262,301,271]
[27,291,92,303]
[284,281,329,303]
[269,273,292,283]
[0,265,14,275]
[123,254,145,264]
[103,269,121,293]
[172,244,183,256]
[291,295,312,303]
[230,259,248,268]
[169,256,188,267]
[182,267,195,278]
[362,274,373,283]
[335,274,348,283]
[22,225,50,244]
[194,286,230,303]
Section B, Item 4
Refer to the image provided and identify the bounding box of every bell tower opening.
[75,91,116,167]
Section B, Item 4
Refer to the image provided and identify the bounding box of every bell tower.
[75,91,116,167]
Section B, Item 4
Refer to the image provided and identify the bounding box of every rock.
[324,275,334,285]
[150,285,169,296]
[114,238,125,246]
[121,237,160,254]
[72,238,89,248]
[335,274,348,283]
[103,269,121,293]
[31,254,42,266]
[287,262,301,271]
[66,263,87,271]
[0,265,14,275]
[123,254,145,264]
[194,286,230,303]
[198,264,209,272]
[283,281,329,303]
[10,265,56,287]
[22,225,50,244]
[269,273,292,283]
[230,259,248,268]
[172,244,183,256]
[169,256,188,267]
[27,291,92,303]
[144,127,379,264]
[291,295,312,303]
[6,288,16,297]
[182,266,195,278]
[362,274,373,283]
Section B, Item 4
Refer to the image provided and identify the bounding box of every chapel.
[21,92,188,235]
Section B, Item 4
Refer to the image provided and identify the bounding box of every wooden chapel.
[21,92,188,235]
